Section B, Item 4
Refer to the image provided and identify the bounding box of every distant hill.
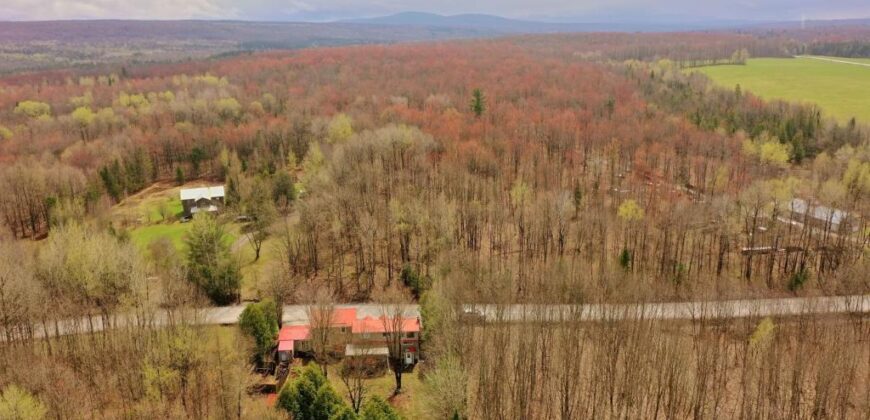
[0,17,867,74]
[344,12,621,32]
[341,11,759,32]
[0,19,492,44]
[344,12,546,30]
[0,19,494,73]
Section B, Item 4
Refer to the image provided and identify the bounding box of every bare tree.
[379,297,410,395]
[339,346,372,413]
[306,289,336,376]
[256,266,298,325]
[0,241,42,344]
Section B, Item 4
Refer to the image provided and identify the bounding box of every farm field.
[802,56,870,65]
[691,56,870,123]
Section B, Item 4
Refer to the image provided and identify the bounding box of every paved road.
[7,296,868,341]
[13,304,420,341]
[796,55,870,68]
[464,295,869,322]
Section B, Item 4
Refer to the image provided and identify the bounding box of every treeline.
[801,41,870,58]
[512,32,789,63]
[636,60,866,162]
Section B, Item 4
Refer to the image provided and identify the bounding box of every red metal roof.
[352,316,421,334]
[276,311,420,352]
[332,308,357,326]
[278,325,310,341]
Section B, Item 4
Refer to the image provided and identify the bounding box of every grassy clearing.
[116,181,226,251]
[690,57,870,124]
[112,182,183,226]
[804,56,870,65]
[236,233,281,300]
[325,363,427,419]
[129,222,193,251]
[114,181,282,301]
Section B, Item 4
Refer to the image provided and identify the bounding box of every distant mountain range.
[0,15,867,74]
[341,11,768,32]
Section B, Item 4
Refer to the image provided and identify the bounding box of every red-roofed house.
[352,316,421,365]
[275,308,422,367]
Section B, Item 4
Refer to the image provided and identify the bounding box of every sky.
[1,0,868,22]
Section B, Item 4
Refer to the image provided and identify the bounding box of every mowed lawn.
[691,57,870,124]
[130,222,192,250]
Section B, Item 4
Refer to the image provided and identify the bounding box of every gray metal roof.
[180,186,225,201]
[790,198,849,226]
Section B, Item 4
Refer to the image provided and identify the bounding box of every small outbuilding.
[789,198,856,233]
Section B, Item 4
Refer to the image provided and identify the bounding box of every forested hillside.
[1,33,866,298]
[0,31,867,418]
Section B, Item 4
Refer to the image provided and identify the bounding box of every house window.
[405,332,415,338]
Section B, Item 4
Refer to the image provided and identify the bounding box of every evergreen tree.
[470,88,486,118]
[272,171,297,209]
[185,214,241,304]
[238,299,279,364]
[175,166,185,186]
[278,365,350,420]
[99,164,122,202]
[360,396,400,420]
[619,248,632,271]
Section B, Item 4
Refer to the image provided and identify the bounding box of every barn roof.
[790,198,849,226]
[180,186,225,201]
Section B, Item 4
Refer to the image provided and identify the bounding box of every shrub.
[618,248,632,271]
[788,268,809,292]
[360,396,400,420]
[400,265,431,299]
[0,385,47,420]
[277,365,349,420]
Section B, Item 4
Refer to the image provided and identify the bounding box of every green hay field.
[129,222,193,251]
[691,56,870,124]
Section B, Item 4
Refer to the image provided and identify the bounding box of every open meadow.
[691,56,870,123]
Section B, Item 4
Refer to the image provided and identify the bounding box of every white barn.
[180,186,225,217]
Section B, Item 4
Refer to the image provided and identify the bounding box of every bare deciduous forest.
[0,25,867,419]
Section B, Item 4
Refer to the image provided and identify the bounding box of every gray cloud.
[0,0,867,21]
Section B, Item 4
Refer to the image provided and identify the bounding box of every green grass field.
[691,56,870,124]
[130,222,193,250]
